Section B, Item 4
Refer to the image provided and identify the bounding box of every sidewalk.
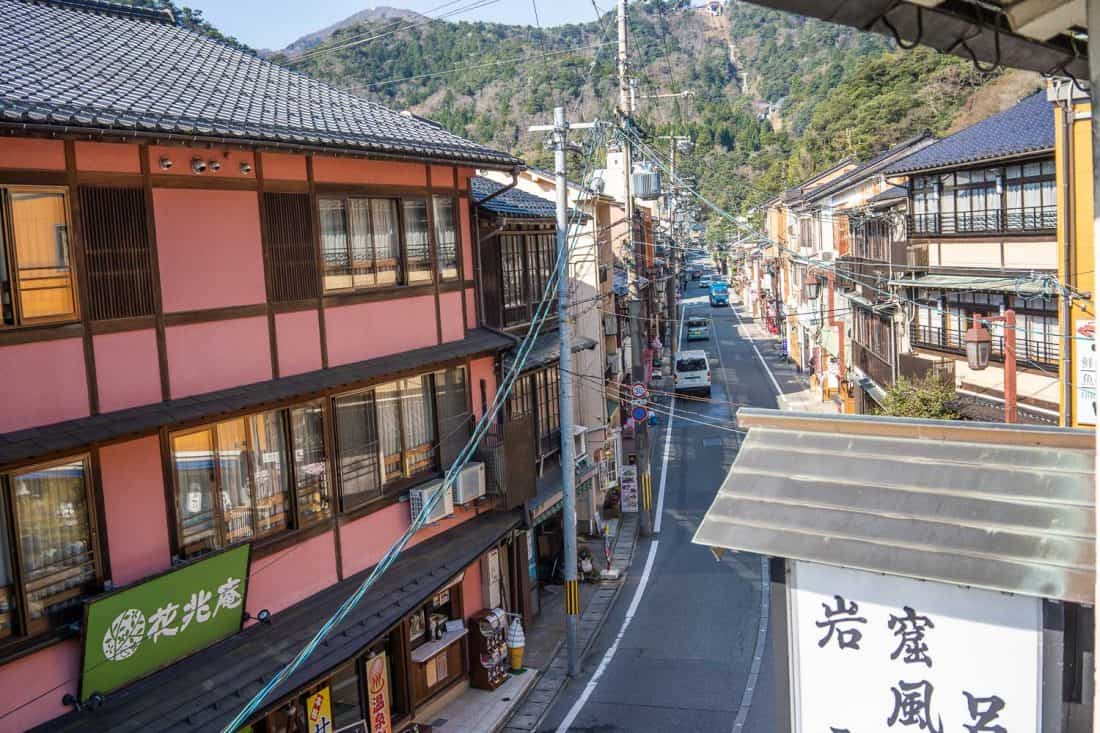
[732,302,840,415]
[499,512,640,733]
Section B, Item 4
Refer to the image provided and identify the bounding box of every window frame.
[318,194,410,294]
[0,185,80,329]
[0,453,102,646]
[168,403,332,561]
[332,372,448,515]
[432,194,460,282]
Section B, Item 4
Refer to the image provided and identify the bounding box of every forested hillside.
[119,0,1040,224]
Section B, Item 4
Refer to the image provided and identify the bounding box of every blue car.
[709,282,729,307]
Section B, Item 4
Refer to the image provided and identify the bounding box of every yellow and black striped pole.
[564,578,581,616]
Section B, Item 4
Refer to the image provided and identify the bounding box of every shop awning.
[37,509,524,733]
[0,328,514,471]
[503,331,598,374]
[694,409,1095,604]
[889,274,1047,296]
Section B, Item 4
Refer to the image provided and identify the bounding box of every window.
[171,406,329,559]
[0,188,76,326]
[434,366,471,469]
[319,196,404,292]
[334,373,451,511]
[330,664,362,727]
[534,367,561,458]
[0,457,100,641]
[499,230,556,327]
[79,186,156,320]
[263,192,320,303]
[509,372,533,420]
[403,200,433,284]
[433,196,459,280]
[910,161,1056,235]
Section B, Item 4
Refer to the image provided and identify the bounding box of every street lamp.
[803,279,821,301]
[964,311,1017,424]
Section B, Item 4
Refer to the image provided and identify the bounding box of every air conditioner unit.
[453,461,486,505]
[606,352,621,375]
[603,313,619,336]
[408,481,454,523]
[819,251,835,262]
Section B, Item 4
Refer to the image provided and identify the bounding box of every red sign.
[366,653,392,733]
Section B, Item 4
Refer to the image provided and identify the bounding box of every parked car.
[699,274,712,288]
[674,350,711,395]
[686,317,710,341]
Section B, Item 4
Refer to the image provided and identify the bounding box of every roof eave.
[0,120,522,170]
[884,146,1055,178]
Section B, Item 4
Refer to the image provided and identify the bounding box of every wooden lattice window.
[263,192,320,302]
[78,185,156,321]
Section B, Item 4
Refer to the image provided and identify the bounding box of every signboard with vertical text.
[80,544,251,701]
[366,652,393,733]
[619,464,639,513]
[1075,319,1096,426]
[790,561,1041,733]
[306,686,334,733]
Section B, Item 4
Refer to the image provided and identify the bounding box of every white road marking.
[729,301,783,396]
[555,540,661,733]
[653,303,686,535]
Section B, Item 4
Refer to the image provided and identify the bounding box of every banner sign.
[790,561,1041,733]
[366,653,393,733]
[80,543,251,701]
[619,464,639,513]
[1075,319,1096,425]
[306,686,334,733]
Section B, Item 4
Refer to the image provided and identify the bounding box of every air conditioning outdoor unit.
[452,461,486,505]
[408,481,454,523]
[603,313,619,336]
[606,352,621,375]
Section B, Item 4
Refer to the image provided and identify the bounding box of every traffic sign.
[630,383,648,399]
[631,406,649,422]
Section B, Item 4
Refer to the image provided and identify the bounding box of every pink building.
[0,2,539,731]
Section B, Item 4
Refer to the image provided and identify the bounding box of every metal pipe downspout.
[1060,99,1076,427]
[473,167,522,207]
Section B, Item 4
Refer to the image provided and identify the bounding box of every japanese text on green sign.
[80,544,251,701]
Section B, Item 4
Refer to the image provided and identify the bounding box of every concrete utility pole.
[616,0,652,537]
[1084,6,1098,717]
[529,107,595,678]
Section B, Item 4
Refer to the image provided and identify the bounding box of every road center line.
[653,302,686,535]
[555,540,661,733]
[729,300,783,396]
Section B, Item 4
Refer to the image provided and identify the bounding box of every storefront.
[39,510,523,733]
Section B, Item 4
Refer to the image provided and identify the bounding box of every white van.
[674,349,711,395]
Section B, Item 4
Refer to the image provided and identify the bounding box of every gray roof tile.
[885,91,1053,174]
[0,0,519,167]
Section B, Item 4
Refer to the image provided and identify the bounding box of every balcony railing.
[852,341,894,389]
[911,323,1057,367]
[908,205,1056,236]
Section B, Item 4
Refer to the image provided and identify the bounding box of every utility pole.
[529,108,595,678]
[616,0,652,537]
[658,135,692,378]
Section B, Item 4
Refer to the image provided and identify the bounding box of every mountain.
[115,0,1041,226]
[273,7,424,57]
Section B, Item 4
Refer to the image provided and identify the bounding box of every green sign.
[80,544,251,701]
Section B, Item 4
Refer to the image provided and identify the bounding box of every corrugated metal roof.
[889,273,1048,295]
[693,409,1095,604]
[0,0,519,167]
[884,91,1053,174]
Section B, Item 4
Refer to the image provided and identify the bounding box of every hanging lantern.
[964,319,993,370]
[803,279,821,300]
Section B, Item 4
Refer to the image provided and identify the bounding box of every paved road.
[535,289,782,732]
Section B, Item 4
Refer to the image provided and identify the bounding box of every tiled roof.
[472,176,557,218]
[803,133,933,203]
[884,91,1053,175]
[37,509,523,732]
[0,0,519,167]
[867,184,906,205]
[0,328,514,469]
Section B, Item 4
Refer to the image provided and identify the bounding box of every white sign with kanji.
[790,561,1042,733]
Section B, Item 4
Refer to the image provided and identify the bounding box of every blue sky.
[186,0,605,50]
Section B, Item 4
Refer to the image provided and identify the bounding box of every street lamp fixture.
[964,319,993,371]
[965,311,1017,423]
[803,279,821,300]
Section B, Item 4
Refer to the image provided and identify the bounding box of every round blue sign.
[631,406,648,422]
